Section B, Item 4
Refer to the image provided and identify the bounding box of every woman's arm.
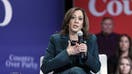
[84,35,101,73]
[41,35,71,74]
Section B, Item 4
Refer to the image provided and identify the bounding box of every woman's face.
[119,36,130,52]
[69,10,84,33]
[119,58,131,74]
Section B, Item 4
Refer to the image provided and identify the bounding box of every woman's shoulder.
[51,33,61,37]
[50,33,68,41]
[87,33,97,41]
[50,33,62,39]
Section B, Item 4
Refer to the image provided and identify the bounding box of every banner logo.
[0,0,13,27]
[89,0,132,16]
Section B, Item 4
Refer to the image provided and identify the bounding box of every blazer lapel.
[60,34,69,49]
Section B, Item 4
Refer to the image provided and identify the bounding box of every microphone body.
[77,31,86,60]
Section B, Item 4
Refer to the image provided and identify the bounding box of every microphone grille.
[77,31,83,36]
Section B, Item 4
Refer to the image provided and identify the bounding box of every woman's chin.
[72,30,79,33]
[72,29,80,33]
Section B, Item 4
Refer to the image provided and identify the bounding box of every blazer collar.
[60,34,69,40]
[60,34,69,48]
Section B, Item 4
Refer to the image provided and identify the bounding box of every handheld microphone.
[77,31,84,44]
[77,31,86,59]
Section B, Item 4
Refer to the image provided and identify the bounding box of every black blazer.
[41,34,101,74]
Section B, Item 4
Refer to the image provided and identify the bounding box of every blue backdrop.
[0,0,64,74]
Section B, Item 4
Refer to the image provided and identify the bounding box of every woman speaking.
[41,7,101,74]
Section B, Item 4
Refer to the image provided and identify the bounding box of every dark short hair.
[101,17,114,25]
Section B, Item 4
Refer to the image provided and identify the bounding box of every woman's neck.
[121,51,129,57]
[69,31,78,41]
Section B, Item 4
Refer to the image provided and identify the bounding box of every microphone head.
[77,31,83,36]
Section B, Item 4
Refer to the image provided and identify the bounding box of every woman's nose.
[74,18,79,23]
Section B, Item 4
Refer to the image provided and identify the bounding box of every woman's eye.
[125,41,129,43]
[79,18,83,21]
[120,63,124,66]
[71,16,76,19]
[126,64,130,66]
